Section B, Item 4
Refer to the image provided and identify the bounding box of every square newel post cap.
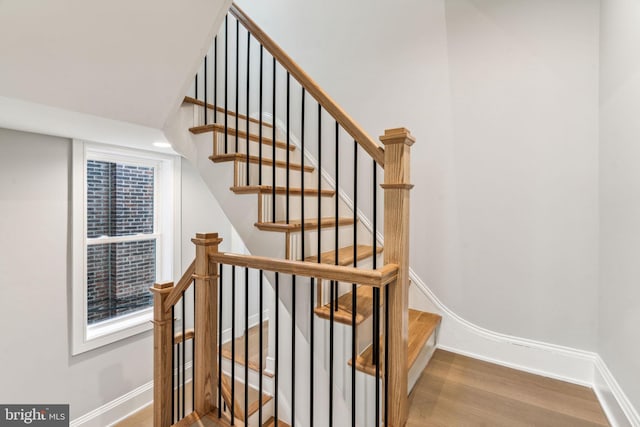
[379,127,415,146]
[191,232,223,246]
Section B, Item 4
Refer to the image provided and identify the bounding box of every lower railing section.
[152,233,401,427]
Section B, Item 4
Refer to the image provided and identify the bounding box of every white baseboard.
[410,271,639,426]
[71,363,193,427]
[70,381,153,427]
[594,356,640,427]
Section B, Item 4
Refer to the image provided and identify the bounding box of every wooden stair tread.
[262,417,291,427]
[220,373,272,421]
[221,322,273,378]
[349,309,442,377]
[183,95,273,128]
[314,285,375,326]
[210,153,314,172]
[303,244,383,266]
[189,123,294,151]
[255,217,355,232]
[231,185,334,197]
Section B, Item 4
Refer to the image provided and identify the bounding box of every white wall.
[0,127,242,420]
[236,0,601,350]
[599,0,640,412]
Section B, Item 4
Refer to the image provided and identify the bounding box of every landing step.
[263,417,291,427]
[231,185,334,197]
[183,95,273,128]
[314,285,375,326]
[189,123,294,151]
[220,373,272,422]
[221,322,273,378]
[303,244,383,266]
[349,309,442,377]
[210,153,314,172]
[255,217,355,233]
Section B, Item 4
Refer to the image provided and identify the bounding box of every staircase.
[154,3,441,427]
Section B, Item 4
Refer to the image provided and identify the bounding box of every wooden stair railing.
[152,231,402,427]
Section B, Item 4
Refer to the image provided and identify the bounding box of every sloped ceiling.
[0,0,229,129]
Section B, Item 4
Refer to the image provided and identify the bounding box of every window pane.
[87,160,155,238]
[87,239,156,324]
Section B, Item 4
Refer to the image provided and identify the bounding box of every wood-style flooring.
[115,349,610,427]
[407,349,610,426]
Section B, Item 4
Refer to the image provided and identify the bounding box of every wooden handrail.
[164,259,196,311]
[210,252,398,287]
[229,3,385,167]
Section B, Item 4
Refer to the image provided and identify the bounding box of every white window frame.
[71,140,181,355]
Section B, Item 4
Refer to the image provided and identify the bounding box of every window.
[72,141,179,355]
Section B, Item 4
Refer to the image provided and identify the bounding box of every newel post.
[192,232,223,415]
[151,281,174,427]
[381,128,415,427]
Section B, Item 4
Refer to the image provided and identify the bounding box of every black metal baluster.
[301,88,306,254]
[224,15,229,153]
[375,288,381,427]
[182,292,186,419]
[317,104,322,265]
[334,121,339,311]
[275,272,279,424]
[244,268,249,426]
[172,306,175,423]
[272,57,276,223]
[259,270,264,426]
[286,72,290,224]
[195,74,198,100]
[351,140,358,427]
[214,36,218,124]
[258,45,264,185]
[204,56,208,125]
[231,265,236,424]
[218,265,223,418]
[291,274,296,427]
[309,277,315,427]
[177,339,181,420]
[245,30,250,186]
[329,276,334,427]
[235,18,239,153]
[373,160,379,365]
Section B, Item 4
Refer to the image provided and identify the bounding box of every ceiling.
[0,0,229,130]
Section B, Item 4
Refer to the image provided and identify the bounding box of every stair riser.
[221,359,275,396]
[214,133,299,163]
[192,104,274,136]
[257,193,338,224]
[287,223,377,262]
[233,164,316,189]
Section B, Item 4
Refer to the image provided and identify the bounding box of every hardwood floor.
[115,349,610,427]
[407,350,610,427]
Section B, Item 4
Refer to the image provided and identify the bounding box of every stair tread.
[348,309,442,377]
[190,123,294,151]
[263,417,291,427]
[255,217,355,232]
[183,95,273,128]
[303,244,383,266]
[231,185,334,197]
[314,285,375,326]
[221,322,274,378]
[220,373,273,421]
[210,153,314,172]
